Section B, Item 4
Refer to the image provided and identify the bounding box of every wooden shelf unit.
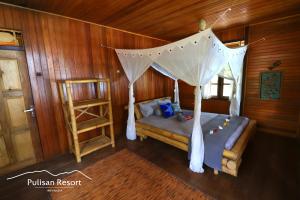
[58,78,115,162]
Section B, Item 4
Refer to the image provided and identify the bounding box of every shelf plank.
[79,135,112,157]
[72,99,109,109]
[0,45,25,51]
[77,117,111,134]
[65,79,109,84]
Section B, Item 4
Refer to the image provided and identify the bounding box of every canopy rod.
[247,37,266,47]
[100,37,266,50]
[100,44,116,50]
[210,8,232,28]
[210,0,241,29]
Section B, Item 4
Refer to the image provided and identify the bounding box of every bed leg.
[139,135,147,141]
[214,169,219,175]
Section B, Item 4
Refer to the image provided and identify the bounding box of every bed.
[134,97,256,177]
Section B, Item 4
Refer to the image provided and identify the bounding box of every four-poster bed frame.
[116,27,249,173]
[133,97,256,177]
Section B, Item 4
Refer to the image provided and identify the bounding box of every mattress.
[137,110,249,150]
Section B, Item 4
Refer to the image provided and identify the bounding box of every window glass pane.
[211,75,218,84]
[223,85,232,97]
[224,78,233,84]
[240,40,245,46]
[211,84,218,96]
[223,78,233,97]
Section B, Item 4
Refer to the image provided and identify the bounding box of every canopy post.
[126,83,137,140]
[189,85,205,173]
[174,79,180,106]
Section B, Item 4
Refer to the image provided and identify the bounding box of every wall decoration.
[0,29,24,51]
[260,71,282,100]
[0,30,18,46]
[268,60,282,70]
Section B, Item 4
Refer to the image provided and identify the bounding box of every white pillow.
[139,100,159,117]
[158,98,171,105]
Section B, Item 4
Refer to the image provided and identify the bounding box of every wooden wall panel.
[178,80,194,110]
[215,26,246,42]
[0,4,171,159]
[244,16,300,138]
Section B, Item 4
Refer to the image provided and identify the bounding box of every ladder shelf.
[58,78,115,163]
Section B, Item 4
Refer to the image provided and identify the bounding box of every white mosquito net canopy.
[115,28,247,173]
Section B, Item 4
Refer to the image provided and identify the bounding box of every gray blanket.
[137,111,249,171]
[188,114,246,171]
[137,111,217,137]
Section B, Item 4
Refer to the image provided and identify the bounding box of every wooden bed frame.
[134,97,256,177]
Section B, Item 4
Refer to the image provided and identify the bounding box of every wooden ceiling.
[1,0,300,40]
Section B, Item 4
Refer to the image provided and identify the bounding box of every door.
[0,50,42,175]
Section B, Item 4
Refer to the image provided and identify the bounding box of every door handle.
[24,105,35,117]
[24,108,34,113]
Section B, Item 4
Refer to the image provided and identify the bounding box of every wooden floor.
[0,132,299,200]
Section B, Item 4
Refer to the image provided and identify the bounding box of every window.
[209,75,219,97]
[223,78,234,97]
[207,75,234,99]
[204,40,245,99]
[0,29,23,46]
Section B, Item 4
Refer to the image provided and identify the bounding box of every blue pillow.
[160,103,174,118]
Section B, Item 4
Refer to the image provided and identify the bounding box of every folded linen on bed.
[225,117,249,150]
[198,115,246,171]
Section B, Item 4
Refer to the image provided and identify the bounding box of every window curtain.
[115,28,247,173]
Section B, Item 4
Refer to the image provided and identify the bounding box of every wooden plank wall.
[244,16,300,138]
[0,4,173,159]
